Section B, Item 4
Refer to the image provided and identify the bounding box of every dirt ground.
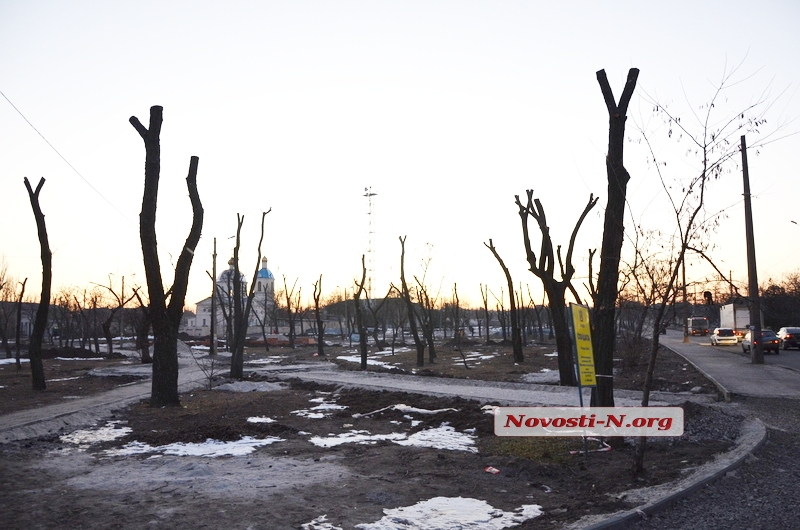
[0,339,735,529]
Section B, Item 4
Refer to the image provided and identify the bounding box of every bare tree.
[393,236,425,366]
[312,275,325,357]
[516,190,598,386]
[485,239,523,362]
[631,63,776,473]
[590,67,640,408]
[413,277,438,364]
[130,106,203,407]
[97,275,136,358]
[451,283,469,369]
[23,177,50,390]
[131,287,152,364]
[15,278,27,368]
[282,277,299,349]
[230,211,269,380]
[353,255,369,369]
[479,283,491,343]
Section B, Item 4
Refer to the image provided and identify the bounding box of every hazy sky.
[2,1,799,309]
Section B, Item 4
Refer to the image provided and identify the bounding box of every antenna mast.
[364,186,377,298]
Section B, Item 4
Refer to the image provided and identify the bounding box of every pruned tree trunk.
[130,106,203,407]
[591,67,640,408]
[516,190,598,386]
[23,178,50,391]
[15,278,27,369]
[231,211,270,380]
[396,236,425,366]
[485,240,523,363]
[354,256,369,369]
[313,275,325,357]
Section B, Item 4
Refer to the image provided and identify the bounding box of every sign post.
[570,303,597,455]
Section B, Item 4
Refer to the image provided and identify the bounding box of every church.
[186,257,275,339]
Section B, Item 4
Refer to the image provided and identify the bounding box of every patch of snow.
[0,357,30,364]
[335,353,397,367]
[215,381,285,392]
[61,421,132,448]
[544,352,558,357]
[48,376,81,382]
[354,496,542,529]
[105,436,284,457]
[395,424,477,453]
[302,515,343,530]
[247,416,276,424]
[309,423,477,453]
[308,430,407,448]
[353,404,458,418]
[55,357,101,361]
[245,356,283,365]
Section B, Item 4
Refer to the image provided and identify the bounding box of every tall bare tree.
[23,177,50,391]
[130,105,203,407]
[312,275,326,357]
[394,236,425,366]
[591,67,640,408]
[230,211,269,380]
[516,190,598,386]
[353,255,369,369]
[485,239,523,363]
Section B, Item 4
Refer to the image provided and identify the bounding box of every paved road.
[660,328,800,400]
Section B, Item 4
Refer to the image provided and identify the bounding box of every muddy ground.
[0,340,738,529]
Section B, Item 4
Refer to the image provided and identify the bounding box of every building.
[184,257,275,339]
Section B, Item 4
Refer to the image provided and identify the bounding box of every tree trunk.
[130,106,203,407]
[23,179,49,391]
[398,237,425,366]
[591,68,639,408]
[485,240,524,362]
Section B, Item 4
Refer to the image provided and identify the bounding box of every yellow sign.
[571,304,597,387]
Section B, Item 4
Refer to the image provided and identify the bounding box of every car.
[710,327,738,346]
[776,327,800,350]
[742,329,781,355]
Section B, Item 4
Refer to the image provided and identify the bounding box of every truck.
[719,303,750,340]
[687,316,709,336]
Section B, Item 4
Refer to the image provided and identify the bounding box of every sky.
[2,1,799,310]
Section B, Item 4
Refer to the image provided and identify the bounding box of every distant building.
[184,257,275,338]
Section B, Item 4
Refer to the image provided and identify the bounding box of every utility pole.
[741,135,763,364]
[209,238,217,356]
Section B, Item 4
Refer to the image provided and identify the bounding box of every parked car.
[742,329,781,355]
[776,327,800,350]
[710,327,738,346]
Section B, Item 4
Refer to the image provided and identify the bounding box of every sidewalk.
[0,354,209,443]
[661,329,800,401]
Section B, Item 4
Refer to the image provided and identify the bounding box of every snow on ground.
[247,416,276,424]
[214,381,286,392]
[60,421,132,448]
[450,351,497,366]
[105,436,285,457]
[336,350,402,367]
[244,356,284,365]
[291,396,348,419]
[0,358,28,365]
[303,497,542,530]
[352,404,458,418]
[309,423,477,453]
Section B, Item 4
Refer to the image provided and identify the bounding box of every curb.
[661,343,733,402]
[572,417,767,529]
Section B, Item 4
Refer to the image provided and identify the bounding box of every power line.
[0,89,135,225]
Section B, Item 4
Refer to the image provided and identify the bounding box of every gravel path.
[627,397,800,529]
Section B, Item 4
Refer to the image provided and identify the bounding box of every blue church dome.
[257,257,274,279]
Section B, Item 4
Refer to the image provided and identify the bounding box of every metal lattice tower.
[364,186,377,298]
